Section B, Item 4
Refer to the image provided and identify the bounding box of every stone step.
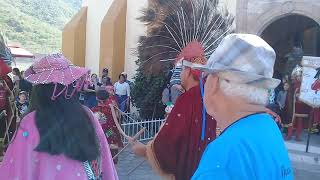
[293,163,320,180]
[285,141,320,155]
[288,149,320,166]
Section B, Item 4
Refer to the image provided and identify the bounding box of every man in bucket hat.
[191,34,293,180]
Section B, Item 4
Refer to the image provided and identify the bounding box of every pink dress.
[0,108,118,180]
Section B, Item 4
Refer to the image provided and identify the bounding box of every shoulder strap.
[168,85,172,102]
[83,161,96,180]
[200,78,206,141]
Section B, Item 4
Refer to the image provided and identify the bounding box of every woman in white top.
[114,74,130,112]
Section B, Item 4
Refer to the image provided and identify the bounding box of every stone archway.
[260,14,320,76]
[255,11,320,36]
[235,0,320,34]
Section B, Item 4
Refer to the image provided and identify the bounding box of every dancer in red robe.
[91,90,124,163]
[286,66,311,141]
[129,1,281,178]
[130,40,218,180]
[0,60,14,150]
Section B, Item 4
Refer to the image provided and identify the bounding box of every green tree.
[131,64,171,119]
[0,0,81,54]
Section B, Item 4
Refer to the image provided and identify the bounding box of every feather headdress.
[137,0,234,74]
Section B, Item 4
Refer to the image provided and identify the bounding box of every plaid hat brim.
[183,33,282,90]
[184,61,281,89]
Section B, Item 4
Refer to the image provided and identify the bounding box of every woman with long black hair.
[0,54,118,180]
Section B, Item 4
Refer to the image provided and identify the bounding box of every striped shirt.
[170,65,182,86]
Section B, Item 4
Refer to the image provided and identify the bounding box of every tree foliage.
[0,0,81,53]
[131,63,171,119]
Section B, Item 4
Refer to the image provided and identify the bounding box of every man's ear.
[184,67,190,75]
[205,74,220,95]
[185,67,193,78]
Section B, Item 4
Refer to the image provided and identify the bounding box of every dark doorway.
[261,14,320,77]
[261,14,320,153]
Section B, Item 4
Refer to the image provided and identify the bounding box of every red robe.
[91,97,123,148]
[310,108,320,125]
[146,85,216,180]
[294,81,311,114]
[0,76,15,145]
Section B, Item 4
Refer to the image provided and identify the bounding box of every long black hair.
[28,83,100,162]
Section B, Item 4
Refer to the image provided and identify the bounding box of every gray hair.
[219,79,269,105]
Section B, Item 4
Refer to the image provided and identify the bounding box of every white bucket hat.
[184,33,281,89]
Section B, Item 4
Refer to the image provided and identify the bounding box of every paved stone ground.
[116,150,320,180]
[116,149,161,180]
[293,162,320,180]
[1,133,319,179]
[116,149,320,180]
[0,146,319,179]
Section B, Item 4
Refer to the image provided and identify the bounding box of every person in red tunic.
[279,81,294,136]
[129,41,218,180]
[286,66,311,141]
[91,90,123,163]
[0,79,14,139]
[0,60,14,150]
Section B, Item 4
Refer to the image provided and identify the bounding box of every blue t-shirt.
[192,114,293,180]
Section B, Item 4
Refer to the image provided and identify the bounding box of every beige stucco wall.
[85,0,114,75]
[123,0,235,81]
[100,0,127,83]
[124,0,148,81]
[62,7,87,67]
[78,0,320,81]
[82,0,88,7]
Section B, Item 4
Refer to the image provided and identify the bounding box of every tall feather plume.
[137,0,234,74]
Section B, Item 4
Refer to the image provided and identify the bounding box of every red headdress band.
[176,41,207,79]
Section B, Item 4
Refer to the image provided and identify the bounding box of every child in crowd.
[101,68,111,84]
[277,82,290,114]
[91,90,123,164]
[83,73,99,108]
[16,91,29,119]
[277,82,293,135]
[162,63,185,117]
[105,84,118,103]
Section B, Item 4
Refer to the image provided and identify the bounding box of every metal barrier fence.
[114,106,166,143]
[121,118,165,143]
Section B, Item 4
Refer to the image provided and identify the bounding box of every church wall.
[124,0,148,81]
[85,0,114,75]
[123,0,237,81]
[62,7,87,67]
[100,0,128,83]
[76,0,320,81]
[219,0,237,30]
[82,0,88,7]
[236,0,320,34]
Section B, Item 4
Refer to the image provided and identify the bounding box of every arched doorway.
[261,14,320,152]
[260,14,320,77]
